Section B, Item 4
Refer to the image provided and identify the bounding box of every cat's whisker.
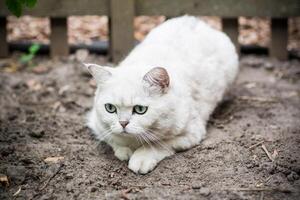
[145,131,175,156]
[135,134,146,149]
[98,127,114,141]
[139,132,156,152]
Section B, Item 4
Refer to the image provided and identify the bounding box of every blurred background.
[6,16,300,51]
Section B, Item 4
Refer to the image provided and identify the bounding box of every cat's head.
[85,63,175,140]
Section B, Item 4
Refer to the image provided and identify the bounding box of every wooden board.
[50,17,68,57]
[222,18,240,55]
[0,0,299,17]
[109,0,135,63]
[135,0,300,17]
[270,18,288,60]
[0,0,109,16]
[0,17,8,57]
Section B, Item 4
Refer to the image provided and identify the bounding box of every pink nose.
[119,121,129,128]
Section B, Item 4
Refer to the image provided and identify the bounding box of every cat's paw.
[114,146,133,161]
[128,150,158,174]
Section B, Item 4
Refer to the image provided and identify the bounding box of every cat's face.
[86,63,172,140]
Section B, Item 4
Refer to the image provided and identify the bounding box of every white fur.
[87,16,239,174]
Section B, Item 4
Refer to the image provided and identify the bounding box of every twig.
[261,144,274,162]
[13,186,21,196]
[260,191,264,200]
[238,96,278,103]
[248,141,264,150]
[222,187,293,193]
[120,188,132,200]
[39,163,63,191]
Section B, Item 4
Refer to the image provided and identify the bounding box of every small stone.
[199,187,210,196]
[8,114,17,121]
[287,172,299,181]
[65,174,73,180]
[75,49,89,62]
[192,185,201,189]
[246,163,255,169]
[192,182,205,190]
[90,186,97,192]
[66,182,74,193]
[29,130,45,138]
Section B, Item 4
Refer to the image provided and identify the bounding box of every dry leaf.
[44,156,64,163]
[3,62,18,73]
[26,79,42,91]
[0,174,9,187]
[31,65,49,74]
[272,150,279,160]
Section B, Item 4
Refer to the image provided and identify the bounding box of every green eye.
[133,105,148,115]
[105,103,117,113]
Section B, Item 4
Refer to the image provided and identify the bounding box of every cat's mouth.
[121,131,128,134]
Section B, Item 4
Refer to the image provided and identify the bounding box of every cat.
[85,16,238,174]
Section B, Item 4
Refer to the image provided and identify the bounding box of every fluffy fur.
[86,16,238,174]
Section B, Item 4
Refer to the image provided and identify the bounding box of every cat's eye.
[105,103,117,113]
[133,105,148,115]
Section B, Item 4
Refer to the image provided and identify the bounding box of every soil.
[0,55,299,200]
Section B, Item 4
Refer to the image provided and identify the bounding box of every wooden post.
[222,18,240,55]
[270,18,288,60]
[109,0,135,63]
[50,17,68,58]
[0,17,8,58]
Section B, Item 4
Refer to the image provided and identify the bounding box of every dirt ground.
[0,55,299,200]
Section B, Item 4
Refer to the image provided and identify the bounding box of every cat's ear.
[143,67,170,94]
[83,63,112,85]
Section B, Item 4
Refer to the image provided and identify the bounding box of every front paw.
[128,150,158,174]
[114,147,133,161]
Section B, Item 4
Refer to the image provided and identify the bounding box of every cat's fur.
[86,16,238,174]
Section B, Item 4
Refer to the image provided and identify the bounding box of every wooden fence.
[0,0,300,62]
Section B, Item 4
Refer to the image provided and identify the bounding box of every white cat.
[86,16,238,174]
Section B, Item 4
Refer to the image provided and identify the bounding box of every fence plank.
[0,17,8,57]
[135,0,300,17]
[270,18,288,60]
[222,18,240,54]
[0,0,109,17]
[1,0,299,17]
[50,17,68,57]
[109,0,135,63]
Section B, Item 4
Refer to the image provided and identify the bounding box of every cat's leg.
[128,146,174,174]
[167,119,206,152]
[106,140,133,161]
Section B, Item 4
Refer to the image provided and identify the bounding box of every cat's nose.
[119,121,129,128]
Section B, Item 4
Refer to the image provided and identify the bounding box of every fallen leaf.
[26,79,42,91]
[0,174,9,187]
[59,85,71,96]
[52,101,61,111]
[272,150,279,160]
[44,156,64,163]
[31,65,49,74]
[3,62,18,73]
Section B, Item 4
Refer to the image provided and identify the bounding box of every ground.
[0,55,299,200]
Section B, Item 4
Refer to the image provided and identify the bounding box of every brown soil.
[0,55,299,200]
